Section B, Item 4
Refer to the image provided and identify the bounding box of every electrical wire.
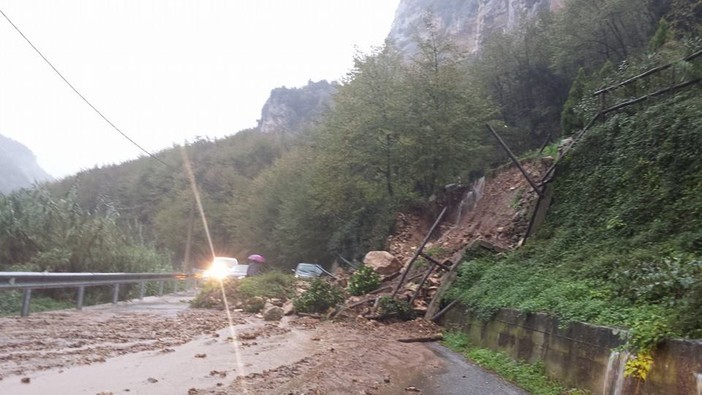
[0,8,174,169]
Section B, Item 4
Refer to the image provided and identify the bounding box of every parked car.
[293,263,328,279]
[202,257,248,280]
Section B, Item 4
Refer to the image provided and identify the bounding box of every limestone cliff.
[257,80,337,135]
[388,0,562,56]
[0,134,53,194]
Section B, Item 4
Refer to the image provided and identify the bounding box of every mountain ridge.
[0,134,53,194]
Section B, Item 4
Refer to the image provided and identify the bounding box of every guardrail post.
[21,288,32,317]
[158,281,164,296]
[76,286,85,310]
[139,282,146,300]
[112,284,119,304]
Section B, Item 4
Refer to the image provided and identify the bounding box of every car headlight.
[203,260,229,280]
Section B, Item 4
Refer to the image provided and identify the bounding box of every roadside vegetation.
[0,290,74,316]
[0,187,171,313]
[446,89,702,360]
[190,271,296,312]
[443,331,583,395]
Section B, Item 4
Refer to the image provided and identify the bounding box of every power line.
[0,8,174,169]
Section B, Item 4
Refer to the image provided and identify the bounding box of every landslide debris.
[335,158,553,320]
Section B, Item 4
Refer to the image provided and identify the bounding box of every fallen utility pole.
[391,206,448,298]
[430,298,461,322]
[408,254,453,306]
[418,253,452,271]
[486,123,543,197]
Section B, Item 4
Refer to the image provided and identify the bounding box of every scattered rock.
[404,386,420,392]
[263,305,284,321]
[238,331,258,340]
[147,377,158,383]
[282,301,295,316]
[194,353,206,358]
[268,298,284,307]
[363,251,402,276]
[20,377,30,384]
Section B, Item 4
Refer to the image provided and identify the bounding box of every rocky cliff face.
[0,134,53,194]
[388,0,562,56]
[257,80,337,135]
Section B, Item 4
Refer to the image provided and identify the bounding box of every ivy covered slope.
[449,89,702,340]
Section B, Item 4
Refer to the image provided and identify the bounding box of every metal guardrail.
[0,272,196,317]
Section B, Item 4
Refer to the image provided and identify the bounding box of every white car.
[202,257,248,280]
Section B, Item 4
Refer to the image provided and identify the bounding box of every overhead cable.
[0,8,173,169]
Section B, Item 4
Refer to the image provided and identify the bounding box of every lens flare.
[181,146,248,382]
[203,259,229,280]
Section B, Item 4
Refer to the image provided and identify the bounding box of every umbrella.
[248,254,265,263]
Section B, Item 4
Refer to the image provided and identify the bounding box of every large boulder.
[262,303,284,321]
[363,251,402,276]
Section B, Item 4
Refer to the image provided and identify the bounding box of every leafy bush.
[242,296,266,313]
[0,187,170,274]
[237,271,295,300]
[348,265,381,296]
[190,278,240,309]
[377,296,415,321]
[190,271,295,311]
[293,279,344,314]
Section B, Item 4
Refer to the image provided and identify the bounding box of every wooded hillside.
[1,0,699,282]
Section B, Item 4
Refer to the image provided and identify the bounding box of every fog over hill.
[0,134,53,194]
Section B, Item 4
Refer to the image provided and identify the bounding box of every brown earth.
[0,293,525,395]
[0,295,233,380]
[388,159,552,262]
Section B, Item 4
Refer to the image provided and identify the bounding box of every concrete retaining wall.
[442,305,702,394]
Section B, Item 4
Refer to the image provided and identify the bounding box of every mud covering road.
[0,291,526,394]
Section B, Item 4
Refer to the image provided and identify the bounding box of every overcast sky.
[0,0,400,178]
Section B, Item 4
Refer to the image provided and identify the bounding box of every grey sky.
[0,0,399,178]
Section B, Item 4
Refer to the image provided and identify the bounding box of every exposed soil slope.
[388,158,553,263]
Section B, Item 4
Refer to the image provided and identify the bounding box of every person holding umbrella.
[246,254,265,276]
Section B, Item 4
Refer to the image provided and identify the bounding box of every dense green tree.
[0,187,169,273]
[552,0,659,75]
[403,21,495,196]
[319,44,409,199]
[561,68,588,135]
[663,0,702,37]
[472,12,568,147]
